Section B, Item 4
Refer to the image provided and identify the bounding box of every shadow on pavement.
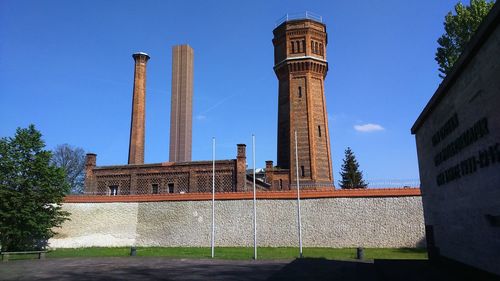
[266,258,500,281]
[266,258,375,281]
[374,259,499,281]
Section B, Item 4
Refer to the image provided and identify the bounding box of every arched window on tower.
[319,43,324,55]
[291,41,295,53]
[298,86,302,98]
[318,125,322,137]
[302,40,306,52]
[315,42,319,54]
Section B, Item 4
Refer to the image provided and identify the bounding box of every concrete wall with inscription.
[412,5,500,276]
[49,197,425,248]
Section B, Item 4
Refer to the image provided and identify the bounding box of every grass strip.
[45,247,427,260]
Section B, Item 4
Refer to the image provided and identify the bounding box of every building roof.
[411,2,500,134]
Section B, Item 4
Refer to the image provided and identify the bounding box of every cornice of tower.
[274,56,328,78]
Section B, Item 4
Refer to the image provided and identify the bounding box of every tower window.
[168,183,174,194]
[152,184,159,194]
[279,179,283,190]
[319,43,324,55]
[311,41,314,53]
[302,40,306,52]
[301,166,305,177]
[318,125,322,137]
[298,86,302,98]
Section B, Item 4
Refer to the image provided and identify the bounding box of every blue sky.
[0,0,459,184]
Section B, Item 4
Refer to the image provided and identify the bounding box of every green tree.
[51,144,86,194]
[339,147,367,189]
[0,125,70,251]
[436,0,495,78]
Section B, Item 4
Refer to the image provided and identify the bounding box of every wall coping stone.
[64,188,421,203]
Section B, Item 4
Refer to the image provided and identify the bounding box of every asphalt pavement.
[0,257,498,281]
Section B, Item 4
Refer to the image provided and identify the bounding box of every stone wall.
[50,191,425,248]
[50,203,139,248]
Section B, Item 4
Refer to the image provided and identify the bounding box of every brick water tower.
[272,13,333,186]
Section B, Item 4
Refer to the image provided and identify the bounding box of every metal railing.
[287,179,420,189]
[365,179,420,188]
[71,179,420,195]
[275,11,323,26]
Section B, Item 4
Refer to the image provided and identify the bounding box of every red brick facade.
[269,19,334,189]
[84,144,249,195]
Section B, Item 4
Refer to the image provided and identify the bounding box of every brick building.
[84,14,334,195]
[84,144,251,195]
[265,16,334,190]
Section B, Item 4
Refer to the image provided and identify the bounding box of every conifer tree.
[339,147,367,189]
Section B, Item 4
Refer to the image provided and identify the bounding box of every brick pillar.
[189,170,196,192]
[128,52,150,165]
[84,153,97,194]
[265,160,274,184]
[236,144,247,191]
[130,172,138,195]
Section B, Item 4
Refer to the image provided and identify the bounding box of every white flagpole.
[211,137,216,258]
[295,130,303,258]
[252,134,257,260]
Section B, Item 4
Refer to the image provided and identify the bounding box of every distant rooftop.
[275,11,323,27]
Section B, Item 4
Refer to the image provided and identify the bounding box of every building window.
[109,185,118,196]
[279,179,283,190]
[302,40,306,52]
[318,125,322,137]
[298,86,302,98]
[168,183,174,194]
[291,41,295,53]
[315,42,319,54]
[319,43,324,55]
[152,184,159,194]
[311,41,314,53]
[301,166,305,177]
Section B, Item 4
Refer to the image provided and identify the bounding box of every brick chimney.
[236,144,247,191]
[84,153,97,194]
[265,160,273,184]
[128,52,150,164]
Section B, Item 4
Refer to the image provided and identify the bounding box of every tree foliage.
[51,144,86,194]
[436,0,495,78]
[339,147,367,189]
[0,125,70,251]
